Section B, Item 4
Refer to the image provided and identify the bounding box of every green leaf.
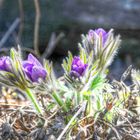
[90,75,105,90]
[97,97,101,110]
[46,102,56,111]
[62,51,73,74]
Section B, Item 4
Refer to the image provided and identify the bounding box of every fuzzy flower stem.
[74,92,81,106]
[84,95,92,115]
[25,88,42,114]
[87,95,92,115]
[52,92,68,112]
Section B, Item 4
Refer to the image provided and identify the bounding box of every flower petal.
[70,70,80,78]
[31,66,47,82]
[0,56,12,71]
[28,54,42,66]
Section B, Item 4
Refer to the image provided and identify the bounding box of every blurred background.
[0,0,140,78]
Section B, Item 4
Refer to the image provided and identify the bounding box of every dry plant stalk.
[33,0,41,56]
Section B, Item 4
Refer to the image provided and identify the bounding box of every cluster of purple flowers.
[0,28,108,80]
[0,54,47,82]
[70,28,108,78]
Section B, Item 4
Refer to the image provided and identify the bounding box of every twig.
[47,111,58,120]
[18,0,24,42]
[117,123,140,128]
[41,32,64,59]
[0,103,28,107]
[33,0,41,56]
[0,18,20,48]
[98,119,121,140]
[0,108,36,113]
[115,108,134,130]
[0,0,3,8]
[0,118,4,123]
[57,101,87,140]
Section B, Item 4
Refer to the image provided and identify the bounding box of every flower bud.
[0,56,12,72]
[70,56,88,78]
[88,28,108,46]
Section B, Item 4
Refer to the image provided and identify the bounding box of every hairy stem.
[52,92,68,112]
[25,88,42,114]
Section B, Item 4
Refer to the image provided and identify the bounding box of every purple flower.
[70,56,88,78]
[88,28,108,46]
[0,56,12,72]
[23,54,47,82]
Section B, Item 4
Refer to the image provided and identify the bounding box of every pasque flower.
[70,56,88,78]
[88,28,108,46]
[23,54,47,82]
[0,56,12,72]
